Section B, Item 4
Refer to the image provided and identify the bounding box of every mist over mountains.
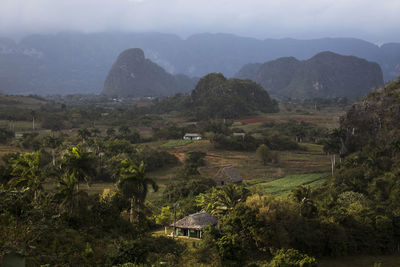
[0,32,399,95]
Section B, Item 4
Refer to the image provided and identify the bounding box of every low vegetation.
[1,78,400,266]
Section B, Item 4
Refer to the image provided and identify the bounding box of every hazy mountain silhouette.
[0,32,398,95]
[236,51,384,99]
[102,48,196,97]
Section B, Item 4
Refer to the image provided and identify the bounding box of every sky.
[0,0,399,44]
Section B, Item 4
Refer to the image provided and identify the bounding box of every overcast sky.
[1,0,399,43]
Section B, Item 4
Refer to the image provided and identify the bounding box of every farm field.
[244,173,329,196]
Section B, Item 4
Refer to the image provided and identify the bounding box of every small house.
[213,166,243,186]
[171,211,218,238]
[233,132,246,139]
[183,133,202,141]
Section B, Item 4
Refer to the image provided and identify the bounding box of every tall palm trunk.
[130,197,135,223]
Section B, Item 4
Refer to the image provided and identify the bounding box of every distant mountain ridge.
[0,32,399,95]
[102,48,196,97]
[236,51,384,99]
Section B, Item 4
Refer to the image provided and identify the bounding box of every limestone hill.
[102,48,196,97]
[235,51,384,99]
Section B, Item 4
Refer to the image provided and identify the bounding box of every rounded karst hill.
[235,51,384,99]
[102,48,195,97]
[191,73,279,119]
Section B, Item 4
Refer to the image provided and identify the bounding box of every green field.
[160,139,193,147]
[244,173,329,196]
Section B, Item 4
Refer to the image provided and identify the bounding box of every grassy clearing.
[161,139,192,148]
[245,173,329,196]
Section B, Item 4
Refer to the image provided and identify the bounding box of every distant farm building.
[172,211,218,238]
[213,166,243,186]
[183,133,202,140]
[233,132,246,139]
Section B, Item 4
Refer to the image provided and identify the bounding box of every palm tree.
[116,160,158,223]
[78,128,91,143]
[196,184,249,215]
[61,147,95,190]
[55,173,88,214]
[8,151,45,203]
[43,135,63,166]
[216,184,249,211]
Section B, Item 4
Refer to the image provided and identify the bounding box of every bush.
[212,133,259,151]
[0,128,14,144]
[268,248,317,267]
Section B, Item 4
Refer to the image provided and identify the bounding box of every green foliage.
[212,133,259,151]
[61,147,96,187]
[257,144,276,165]
[0,128,14,144]
[41,114,65,131]
[191,73,278,120]
[110,239,149,265]
[196,184,250,216]
[154,206,173,226]
[181,151,206,176]
[216,234,249,266]
[116,160,158,223]
[162,178,215,204]
[268,248,317,267]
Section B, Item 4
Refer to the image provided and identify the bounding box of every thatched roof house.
[213,166,243,186]
[171,211,218,238]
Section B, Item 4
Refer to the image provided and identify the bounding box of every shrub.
[268,248,317,267]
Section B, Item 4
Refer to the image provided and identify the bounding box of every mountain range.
[235,51,384,99]
[0,32,399,95]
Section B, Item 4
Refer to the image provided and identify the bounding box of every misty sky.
[1,0,399,43]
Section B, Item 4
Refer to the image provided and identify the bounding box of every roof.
[213,166,243,183]
[184,133,202,137]
[171,212,218,230]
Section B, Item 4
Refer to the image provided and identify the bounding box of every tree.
[90,128,101,137]
[106,128,116,138]
[78,128,91,143]
[8,151,45,203]
[43,135,63,166]
[155,206,174,234]
[196,185,249,215]
[116,160,158,223]
[256,144,271,165]
[182,151,206,176]
[61,147,95,190]
[323,129,344,176]
[55,173,88,214]
[118,125,131,136]
[268,248,317,267]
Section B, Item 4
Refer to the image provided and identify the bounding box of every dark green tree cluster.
[0,148,182,265]
[191,73,279,120]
